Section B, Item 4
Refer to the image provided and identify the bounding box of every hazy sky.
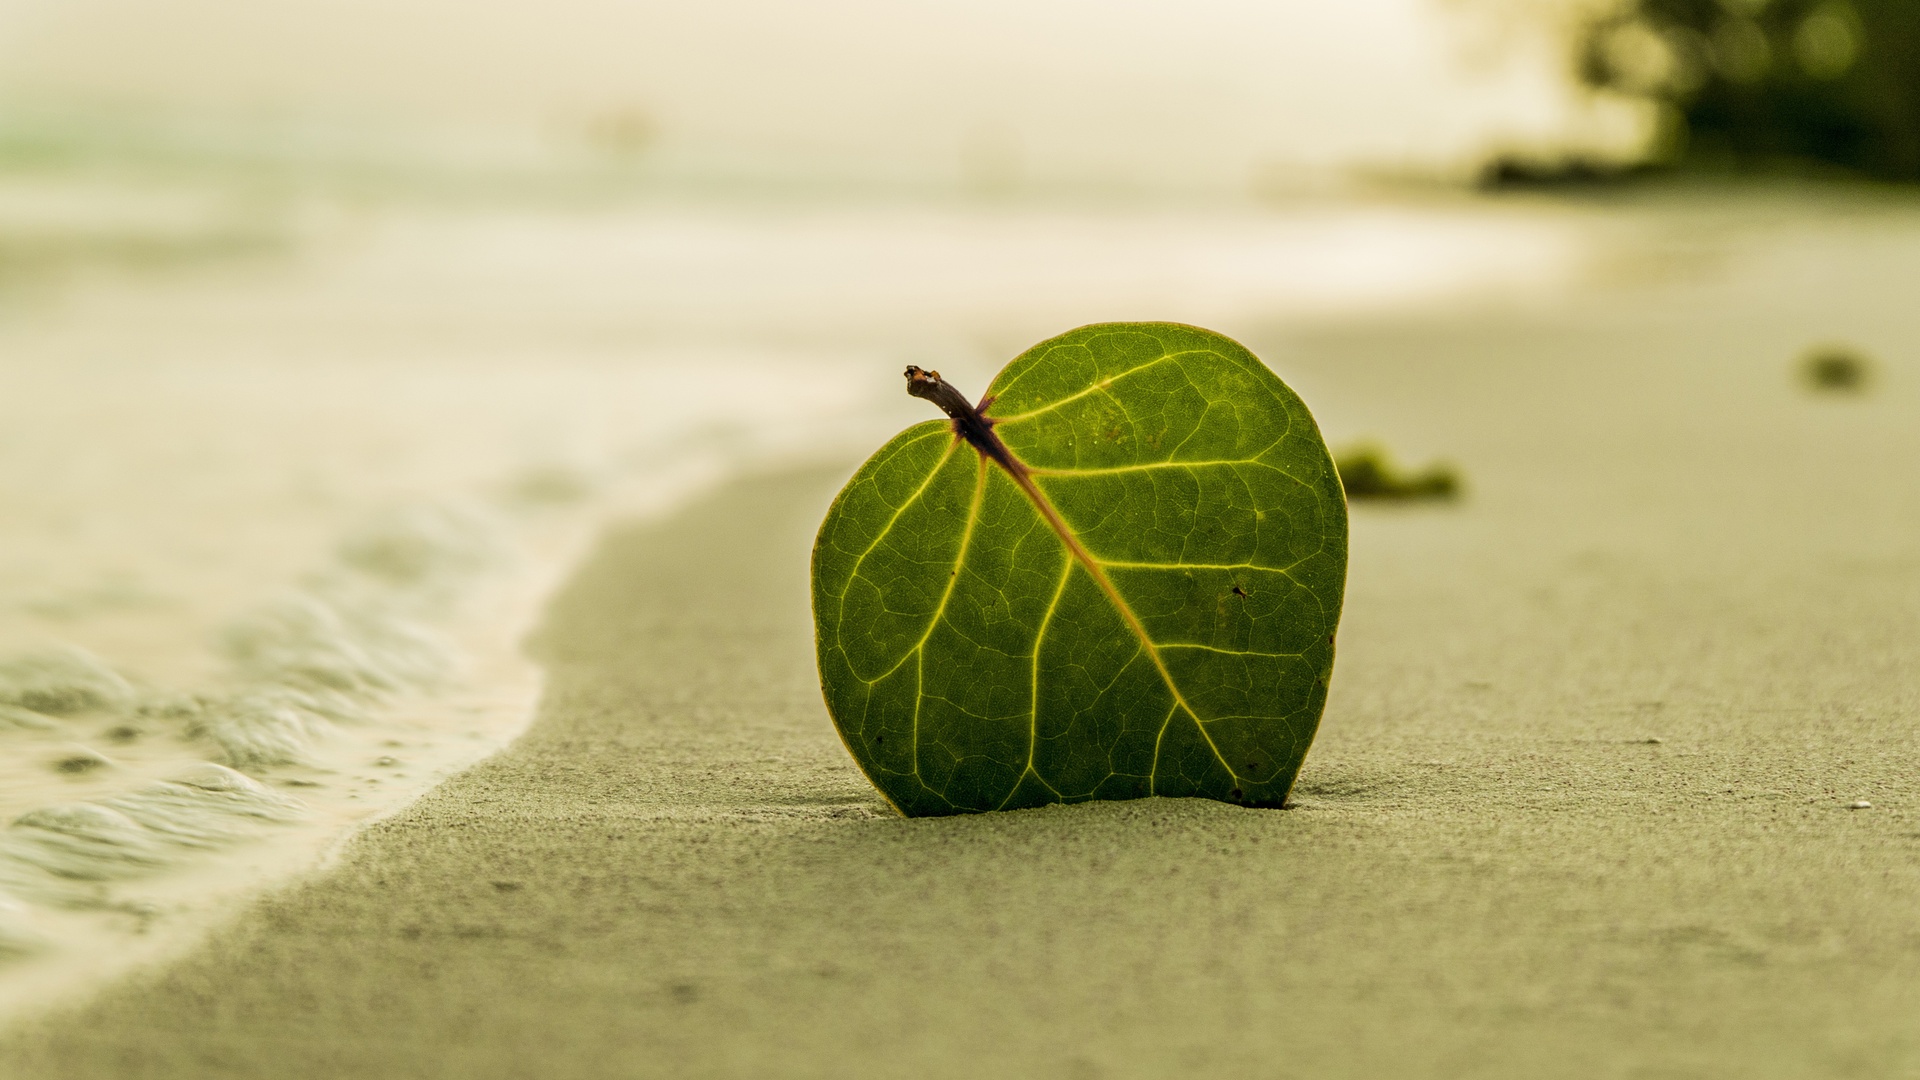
[0,0,1630,189]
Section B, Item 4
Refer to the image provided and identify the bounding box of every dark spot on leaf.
[1230,788,1244,800]
[1230,585,1248,598]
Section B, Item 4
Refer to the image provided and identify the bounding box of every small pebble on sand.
[1848,800,1872,810]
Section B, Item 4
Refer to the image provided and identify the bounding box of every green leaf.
[812,323,1347,816]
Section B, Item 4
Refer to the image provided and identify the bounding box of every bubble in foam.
[0,767,304,890]
[220,591,450,700]
[335,501,505,590]
[0,845,97,909]
[100,770,303,848]
[0,704,60,731]
[0,647,132,715]
[3,804,172,881]
[187,692,336,768]
[171,762,277,794]
[50,747,113,775]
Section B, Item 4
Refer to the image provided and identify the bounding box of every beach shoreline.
[4,446,1917,1078]
[3,182,1920,1077]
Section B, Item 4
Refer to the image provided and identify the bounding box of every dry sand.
[4,189,1920,1078]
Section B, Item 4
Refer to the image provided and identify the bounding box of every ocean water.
[0,182,907,1011]
[4,161,1914,1019]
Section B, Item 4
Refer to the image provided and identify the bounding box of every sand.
[4,185,1920,1078]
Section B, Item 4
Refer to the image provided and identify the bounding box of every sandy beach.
[7,0,1920,1068]
[4,201,1918,1075]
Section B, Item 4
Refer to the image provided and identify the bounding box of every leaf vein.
[908,456,989,782]
[1157,643,1305,659]
[999,556,1075,810]
[830,433,960,610]
[1000,458,1243,785]
[988,352,1180,424]
[858,454,987,686]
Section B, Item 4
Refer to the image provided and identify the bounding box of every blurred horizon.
[0,0,1653,200]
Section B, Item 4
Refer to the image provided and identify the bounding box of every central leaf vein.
[993,453,1242,785]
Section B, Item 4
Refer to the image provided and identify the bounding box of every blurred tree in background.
[1580,0,1920,179]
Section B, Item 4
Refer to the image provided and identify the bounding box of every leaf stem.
[903,367,1023,477]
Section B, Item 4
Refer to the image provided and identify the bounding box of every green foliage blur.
[1581,0,1920,179]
